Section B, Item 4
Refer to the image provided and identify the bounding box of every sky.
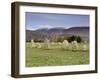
[25,12,90,30]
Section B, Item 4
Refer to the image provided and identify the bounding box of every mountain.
[26,30,48,42]
[26,26,89,42]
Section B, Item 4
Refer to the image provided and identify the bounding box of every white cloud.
[26,25,53,30]
[39,25,54,29]
[26,24,75,31]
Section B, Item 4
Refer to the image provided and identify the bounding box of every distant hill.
[26,26,89,42]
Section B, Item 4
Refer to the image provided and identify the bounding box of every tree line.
[30,35,83,43]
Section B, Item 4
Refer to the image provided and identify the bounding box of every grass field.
[26,42,89,67]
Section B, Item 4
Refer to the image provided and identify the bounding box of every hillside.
[26,26,89,42]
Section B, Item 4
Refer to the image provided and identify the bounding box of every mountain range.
[26,26,89,42]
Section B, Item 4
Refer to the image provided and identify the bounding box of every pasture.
[26,42,89,67]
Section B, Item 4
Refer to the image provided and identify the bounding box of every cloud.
[26,25,54,30]
[26,27,37,31]
[39,25,54,29]
[26,24,73,31]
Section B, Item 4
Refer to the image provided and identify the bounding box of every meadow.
[26,42,89,67]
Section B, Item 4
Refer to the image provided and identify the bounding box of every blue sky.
[25,12,89,30]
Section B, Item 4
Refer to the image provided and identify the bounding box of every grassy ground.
[26,42,89,67]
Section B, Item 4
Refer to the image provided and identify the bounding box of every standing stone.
[31,39,35,48]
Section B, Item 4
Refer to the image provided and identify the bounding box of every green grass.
[26,42,89,67]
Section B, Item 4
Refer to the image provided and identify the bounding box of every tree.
[67,35,82,43]
[67,35,76,42]
[76,36,82,43]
